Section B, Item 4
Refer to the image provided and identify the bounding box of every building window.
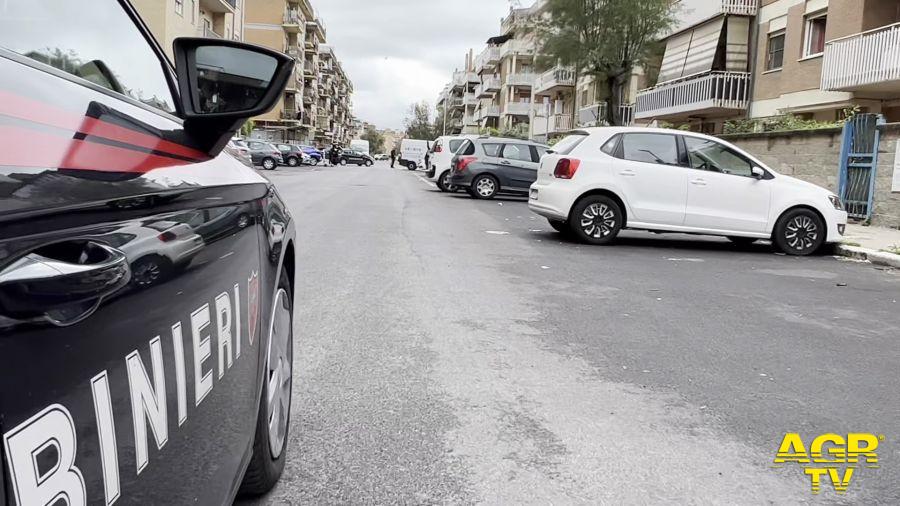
[766,31,785,71]
[804,12,827,57]
[175,0,183,16]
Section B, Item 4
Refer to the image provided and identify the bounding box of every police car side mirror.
[173,37,294,155]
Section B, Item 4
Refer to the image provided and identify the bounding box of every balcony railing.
[283,11,302,25]
[463,93,477,106]
[475,46,501,72]
[506,72,537,87]
[501,39,535,58]
[577,103,635,126]
[721,0,758,16]
[504,101,532,116]
[822,22,900,92]
[545,114,574,133]
[198,25,222,39]
[635,71,751,119]
[534,66,576,95]
[281,109,301,121]
[478,105,500,119]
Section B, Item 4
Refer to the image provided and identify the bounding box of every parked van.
[399,139,431,170]
[350,139,370,154]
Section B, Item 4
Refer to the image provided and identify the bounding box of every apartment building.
[632,0,758,133]
[240,0,353,146]
[436,51,480,136]
[315,45,355,146]
[133,0,245,60]
[756,0,900,122]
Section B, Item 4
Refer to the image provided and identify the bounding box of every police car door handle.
[0,241,131,325]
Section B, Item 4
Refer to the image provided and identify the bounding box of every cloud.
[314,0,512,130]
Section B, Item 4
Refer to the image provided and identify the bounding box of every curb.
[836,245,900,269]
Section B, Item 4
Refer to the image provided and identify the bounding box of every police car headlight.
[828,195,844,211]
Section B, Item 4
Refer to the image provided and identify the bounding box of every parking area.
[248,161,900,504]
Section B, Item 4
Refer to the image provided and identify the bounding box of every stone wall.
[721,124,900,228]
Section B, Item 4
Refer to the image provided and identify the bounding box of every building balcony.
[199,0,235,15]
[281,109,301,122]
[503,101,532,116]
[720,0,758,16]
[303,60,316,75]
[500,39,535,59]
[307,16,326,39]
[198,25,223,39]
[285,46,301,59]
[463,93,477,106]
[475,77,501,98]
[448,96,464,109]
[822,22,900,94]
[283,11,303,32]
[304,38,318,52]
[578,103,636,126]
[476,46,501,72]
[506,72,537,87]
[533,66,576,96]
[634,71,751,120]
[533,113,574,136]
[478,105,500,119]
[302,88,316,104]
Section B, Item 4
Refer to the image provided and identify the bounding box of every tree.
[361,126,385,153]
[240,119,256,138]
[404,101,435,140]
[532,0,673,126]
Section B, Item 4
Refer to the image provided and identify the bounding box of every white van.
[398,139,431,171]
[350,139,370,154]
[427,135,479,191]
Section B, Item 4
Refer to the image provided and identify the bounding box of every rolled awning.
[657,16,726,84]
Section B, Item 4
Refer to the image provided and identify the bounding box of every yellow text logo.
[773,433,884,494]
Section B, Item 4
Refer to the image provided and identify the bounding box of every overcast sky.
[314,0,514,131]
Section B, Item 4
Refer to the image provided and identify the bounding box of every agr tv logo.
[773,433,884,494]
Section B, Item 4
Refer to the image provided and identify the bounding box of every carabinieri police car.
[0,1,297,503]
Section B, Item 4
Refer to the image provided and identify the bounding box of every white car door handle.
[619,169,636,177]
[690,178,707,186]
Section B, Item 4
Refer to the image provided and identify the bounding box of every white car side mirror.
[751,167,765,179]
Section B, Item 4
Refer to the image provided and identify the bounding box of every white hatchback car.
[529,128,848,256]
[427,135,478,191]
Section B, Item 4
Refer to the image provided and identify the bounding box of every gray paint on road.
[242,163,899,504]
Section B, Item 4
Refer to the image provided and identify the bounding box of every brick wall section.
[721,123,900,228]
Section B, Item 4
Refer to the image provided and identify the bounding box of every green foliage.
[532,0,674,126]
[723,115,842,135]
[361,126,385,153]
[240,120,255,137]
[479,125,529,140]
[404,101,436,140]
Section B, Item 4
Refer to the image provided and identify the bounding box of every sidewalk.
[837,224,900,268]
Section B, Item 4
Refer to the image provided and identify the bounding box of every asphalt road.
[242,161,900,505]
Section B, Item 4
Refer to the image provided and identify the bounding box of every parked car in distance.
[276,143,310,167]
[528,127,849,255]
[300,145,324,165]
[226,139,254,167]
[340,149,375,166]
[399,139,431,170]
[374,153,390,161]
[449,137,549,199]
[246,140,285,170]
[427,135,478,192]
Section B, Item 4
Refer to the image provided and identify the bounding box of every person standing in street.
[390,147,397,168]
